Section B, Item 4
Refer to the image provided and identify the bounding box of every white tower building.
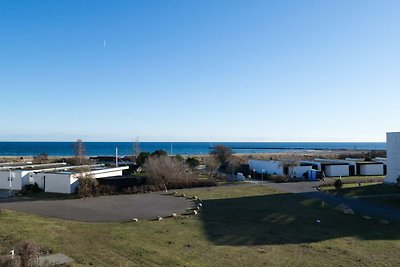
[384,132,400,183]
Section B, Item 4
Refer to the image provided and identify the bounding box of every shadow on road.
[200,192,400,246]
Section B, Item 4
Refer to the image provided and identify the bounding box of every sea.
[0,142,386,157]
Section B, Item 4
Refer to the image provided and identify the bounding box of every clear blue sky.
[1,0,399,142]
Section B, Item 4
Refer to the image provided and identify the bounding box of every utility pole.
[116,147,119,167]
[8,169,13,197]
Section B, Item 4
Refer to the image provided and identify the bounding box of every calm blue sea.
[0,142,386,156]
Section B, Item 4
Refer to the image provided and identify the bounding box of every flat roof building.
[0,163,129,194]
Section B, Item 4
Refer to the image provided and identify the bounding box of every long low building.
[248,159,313,178]
[300,160,349,177]
[0,163,129,194]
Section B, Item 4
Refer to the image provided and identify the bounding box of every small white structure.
[384,132,400,183]
[324,164,349,177]
[290,165,313,178]
[358,162,384,176]
[301,159,350,177]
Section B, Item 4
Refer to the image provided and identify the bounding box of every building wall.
[0,170,23,190]
[300,161,322,170]
[325,165,349,177]
[359,164,384,176]
[29,172,49,190]
[384,132,400,183]
[291,166,313,178]
[248,160,284,175]
[42,173,76,194]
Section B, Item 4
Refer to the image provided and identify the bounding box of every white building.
[301,159,350,177]
[384,132,400,183]
[248,159,312,178]
[358,162,384,176]
[0,163,129,194]
[324,164,349,177]
[249,160,283,175]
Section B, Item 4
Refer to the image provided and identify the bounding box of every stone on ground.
[343,208,355,215]
[38,253,74,266]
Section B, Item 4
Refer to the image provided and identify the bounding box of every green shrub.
[269,175,288,183]
[78,177,99,198]
[186,157,200,169]
[334,178,343,190]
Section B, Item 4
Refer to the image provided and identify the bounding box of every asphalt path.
[0,192,193,222]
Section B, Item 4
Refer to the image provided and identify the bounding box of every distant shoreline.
[0,148,385,160]
[0,141,385,157]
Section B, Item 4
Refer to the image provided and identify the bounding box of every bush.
[15,240,40,267]
[186,157,200,169]
[65,156,91,165]
[136,152,150,167]
[143,155,191,191]
[269,175,288,183]
[21,183,43,194]
[164,178,217,189]
[122,186,146,194]
[97,185,118,195]
[334,178,343,190]
[0,255,22,267]
[78,176,99,198]
[151,150,168,157]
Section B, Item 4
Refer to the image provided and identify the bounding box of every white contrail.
[103,40,107,48]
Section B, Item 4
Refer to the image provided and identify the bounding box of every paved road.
[0,193,193,222]
[251,180,400,223]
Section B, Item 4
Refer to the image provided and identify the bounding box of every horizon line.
[0,140,386,143]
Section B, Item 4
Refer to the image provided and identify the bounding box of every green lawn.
[322,183,400,211]
[322,182,383,192]
[324,183,400,197]
[1,184,400,266]
[322,176,384,186]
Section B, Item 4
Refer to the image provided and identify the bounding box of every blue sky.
[0,0,399,142]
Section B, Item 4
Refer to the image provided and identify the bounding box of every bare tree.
[225,155,244,177]
[279,156,299,177]
[204,155,220,176]
[73,139,86,165]
[210,145,233,166]
[143,155,191,191]
[15,240,40,267]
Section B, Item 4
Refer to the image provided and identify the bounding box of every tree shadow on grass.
[200,193,400,246]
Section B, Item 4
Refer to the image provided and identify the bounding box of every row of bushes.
[320,177,384,188]
[78,176,217,197]
[121,179,217,194]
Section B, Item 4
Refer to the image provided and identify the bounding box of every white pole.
[9,170,12,197]
[116,147,118,167]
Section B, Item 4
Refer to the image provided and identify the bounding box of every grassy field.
[322,183,400,197]
[321,175,384,185]
[1,184,400,266]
